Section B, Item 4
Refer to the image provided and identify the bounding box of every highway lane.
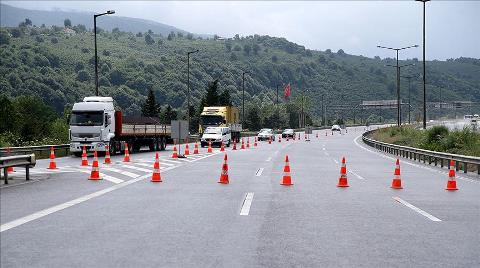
[1,127,479,267]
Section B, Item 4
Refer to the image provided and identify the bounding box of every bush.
[50,37,58,44]
[77,70,90,82]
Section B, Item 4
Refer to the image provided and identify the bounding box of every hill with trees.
[1,15,480,146]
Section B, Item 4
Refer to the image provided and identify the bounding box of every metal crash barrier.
[362,130,480,175]
[0,154,36,184]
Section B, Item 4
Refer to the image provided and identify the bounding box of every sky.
[5,1,480,60]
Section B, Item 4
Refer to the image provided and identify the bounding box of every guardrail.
[362,130,480,175]
[0,154,36,184]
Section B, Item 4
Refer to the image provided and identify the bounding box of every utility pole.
[378,45,418,126]
[416,0,430,129]
[187,49,199,133]
[93,10,115,96]
[242,71,249,128]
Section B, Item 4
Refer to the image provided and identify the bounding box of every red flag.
[284,83,291,100]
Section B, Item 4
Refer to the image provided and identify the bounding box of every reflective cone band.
[220,142,225,152]
[123,143,130,162]
[218,153,229,184]
[151,152,162,182]
[241,138,245,149]
[445,160,458,191]
[281,155,293,186]
[81,145,89,166]
[48,147,57,169]
[194,143,199,154]
[104,145,112,164]
[208,141,213,153]
[232,140,237,150]
[185,143,190,156]
[337,157,349,187]
[391,158,403,189]
[89,150,101,180]
[172,143,178,158]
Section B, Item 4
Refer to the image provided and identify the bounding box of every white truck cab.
[200,127,231,147]
[69,97,115,155]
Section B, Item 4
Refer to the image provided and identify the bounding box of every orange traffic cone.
[218,154,229,184]
[185,143,190,156]
[391,159,403,189]
[104,145,112,164]
[194,142,199,154]
[241,138,245,149]
[220,142,225,152]
[81,146,89,166]
[207,141,213,153]
[254,137,258,147]
[337,157,349,187]
[6,148,14,173]
[151,152,162,182]
[47,147,57,169]
[281,155,293,186]
[123,143,130,162]
[89,150,101,180]
[232,139,237,150]
[445,160,458,191]
[172,143,178,158]
[247,138,250,148]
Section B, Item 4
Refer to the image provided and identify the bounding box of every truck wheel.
[109,141,116,155]
[149,141,155,151]
[160,137,166,151]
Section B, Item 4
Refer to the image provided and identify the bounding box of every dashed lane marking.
[255,168,264,176]
[393,197,442,222]
[266,157,272,162]
[76,169,124,184]
[240,192,254,216]
[348,170,367,181]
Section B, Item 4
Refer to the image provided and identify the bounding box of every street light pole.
[187,49,199,133]
[401,75,418,124]
[242,71,249,127]
[378,44,418,126]
[416,0,430,129]
[93,10,115,96]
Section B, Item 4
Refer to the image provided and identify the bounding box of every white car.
[331,125,341,131]
[257,129,275,141]
[201,127,231,147]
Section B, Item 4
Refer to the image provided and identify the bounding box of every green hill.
[1,23,480,127]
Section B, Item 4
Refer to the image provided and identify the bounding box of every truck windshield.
[70,111,103,126]
[205,128,222,134]
[201,115,223,126]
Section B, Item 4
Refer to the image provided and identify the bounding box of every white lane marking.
[322,147,326,151]
[1,152,221,232]
[118,164,151,173]
[333,159,339,164]
[354,135,480,185]
[162,159,183,164]
[266,157,272,162]
[102,167,139,178]
[393,197,442,222]
[240,192,255,216]
[255,168,264,176]
[76,170,124,184]
[348,170,366,180]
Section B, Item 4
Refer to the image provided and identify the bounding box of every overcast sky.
[5,1,480,60]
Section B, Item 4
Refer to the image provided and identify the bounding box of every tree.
[13,96,57,142]
[141,89,160,117]
[64,18,72,28]
[225,41,232,52]
[10,28,22,38]
[219,89,232,106]
[144,34,155,45]
[252,43,260,55]
[186,33,193,40]
[272,55,278,63]
[147,29,153,35]
[0,30,10,45]
[337,49,345,55]
[0,95,15,133]
[161,105,177,123]
[77,70,90,82]
[243,44,251,55]
[205,79,220,106]
[246,106,262,130]
[167,31,175,40]
[136,32,143,37]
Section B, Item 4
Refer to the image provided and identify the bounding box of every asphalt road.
[1,126,479,267]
